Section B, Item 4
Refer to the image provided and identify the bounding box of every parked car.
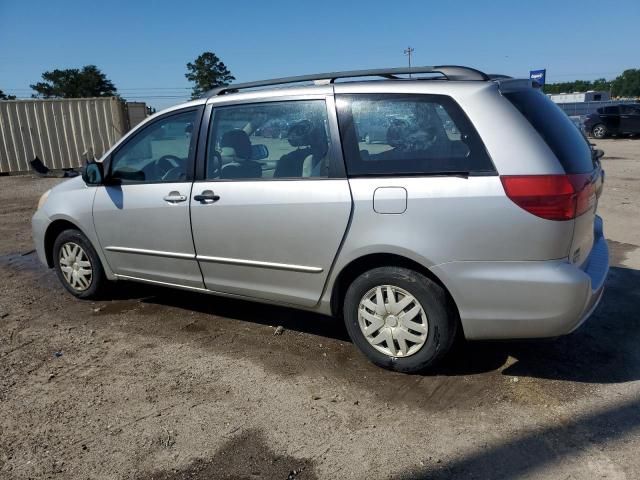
[254,118,289,138]
[33,66,608,373]
[584,104,640,138]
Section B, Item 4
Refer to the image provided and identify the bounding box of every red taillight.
[500,174,594,221]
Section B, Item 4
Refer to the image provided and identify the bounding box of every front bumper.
[32,208,51,267]
[431,216,609,340]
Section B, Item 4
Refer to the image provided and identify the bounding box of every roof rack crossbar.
[205,65,489,97]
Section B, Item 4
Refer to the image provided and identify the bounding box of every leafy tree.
[0,89,16,100]
[543,79,608,94]
[591,78,611,92]
[611,69,640,97]
[543,69,640,98]
[30,65,118,98]
[185,52,234,99]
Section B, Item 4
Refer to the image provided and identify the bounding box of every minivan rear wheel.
[592,124,608,139]
[343,267,456,372]
[53,229,106,299]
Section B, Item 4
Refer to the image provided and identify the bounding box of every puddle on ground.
[0,251,44,272]
[607,240,639,267]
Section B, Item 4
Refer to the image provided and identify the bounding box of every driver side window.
[110,110,197,183]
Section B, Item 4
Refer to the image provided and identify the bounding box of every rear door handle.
[193,190,220,203]
[163,191,187,203]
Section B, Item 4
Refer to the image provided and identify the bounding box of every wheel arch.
[44,219,89,268]
[329,253,461,327]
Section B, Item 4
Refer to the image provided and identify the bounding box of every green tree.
[543,70,640,97]
[30,65,118,98]
[185,52,234,99]
[543,80,600,94]
[0,89,16,100]
[591,78,612,91]
[611,69,640,97]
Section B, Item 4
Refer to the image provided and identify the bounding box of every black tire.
[53,229,106,299]
[343,266,457,373]
[592,123,608,139]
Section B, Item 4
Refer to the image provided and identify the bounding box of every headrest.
[386,118,412,147]
[220,146,238,158]
[386,118,437,151]
[288,120,328,157]
[220,129,251,160]
[287,120,314,147]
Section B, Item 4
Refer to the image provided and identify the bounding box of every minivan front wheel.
[343,267,456,372]
[592,124,608,139]
[53,229,106,299]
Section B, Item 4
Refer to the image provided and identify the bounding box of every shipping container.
[0,97,145,173]
[125,102,148,129]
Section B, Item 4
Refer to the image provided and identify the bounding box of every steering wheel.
[156,155,185,181]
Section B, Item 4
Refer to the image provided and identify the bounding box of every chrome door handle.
[193,190,220,203]
[163,191,187,203]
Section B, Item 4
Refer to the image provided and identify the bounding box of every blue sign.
[530,69,546,87]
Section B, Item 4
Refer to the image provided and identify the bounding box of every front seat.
[219,129,262,179]
[275,120,328,178]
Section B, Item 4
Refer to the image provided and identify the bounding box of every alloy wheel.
[593,125,606,138]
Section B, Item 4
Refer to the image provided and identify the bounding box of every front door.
[190,97,352,307]
[93,108,204,288]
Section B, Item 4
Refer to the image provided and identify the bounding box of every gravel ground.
[1,138,639,479]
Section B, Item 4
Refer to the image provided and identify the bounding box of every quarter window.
[602,106,620,115]
[206,100,331,180]
[110,110,197,183]
[620,105,640,114]
[335,94,494,176]
[505,90,594,174]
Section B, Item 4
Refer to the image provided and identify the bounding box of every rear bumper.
[566,215,608,333]
[431,216,609,340]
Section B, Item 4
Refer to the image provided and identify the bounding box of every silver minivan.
[32,66,609,372]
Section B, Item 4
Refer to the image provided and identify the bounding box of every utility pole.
[404,46,414,77]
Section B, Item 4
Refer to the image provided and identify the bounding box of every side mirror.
[82,161,104,185]
[251,144,269,161]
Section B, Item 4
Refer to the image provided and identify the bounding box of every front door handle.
[194,190,220,203]
[163,191,187,203]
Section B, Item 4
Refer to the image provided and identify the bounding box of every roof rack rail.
[205,65,490,97]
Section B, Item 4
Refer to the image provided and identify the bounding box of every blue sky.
[1,0,638,110]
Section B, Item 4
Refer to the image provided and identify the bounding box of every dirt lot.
[1,138,639,479]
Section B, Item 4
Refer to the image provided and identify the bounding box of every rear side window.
[601,106,619,114]
[505,89,594,174]
[620,105,640,114]
[336,94,494,176]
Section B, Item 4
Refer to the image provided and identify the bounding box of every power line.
[403,46,414,77]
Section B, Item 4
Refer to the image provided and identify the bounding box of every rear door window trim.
[335,93,497,178]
